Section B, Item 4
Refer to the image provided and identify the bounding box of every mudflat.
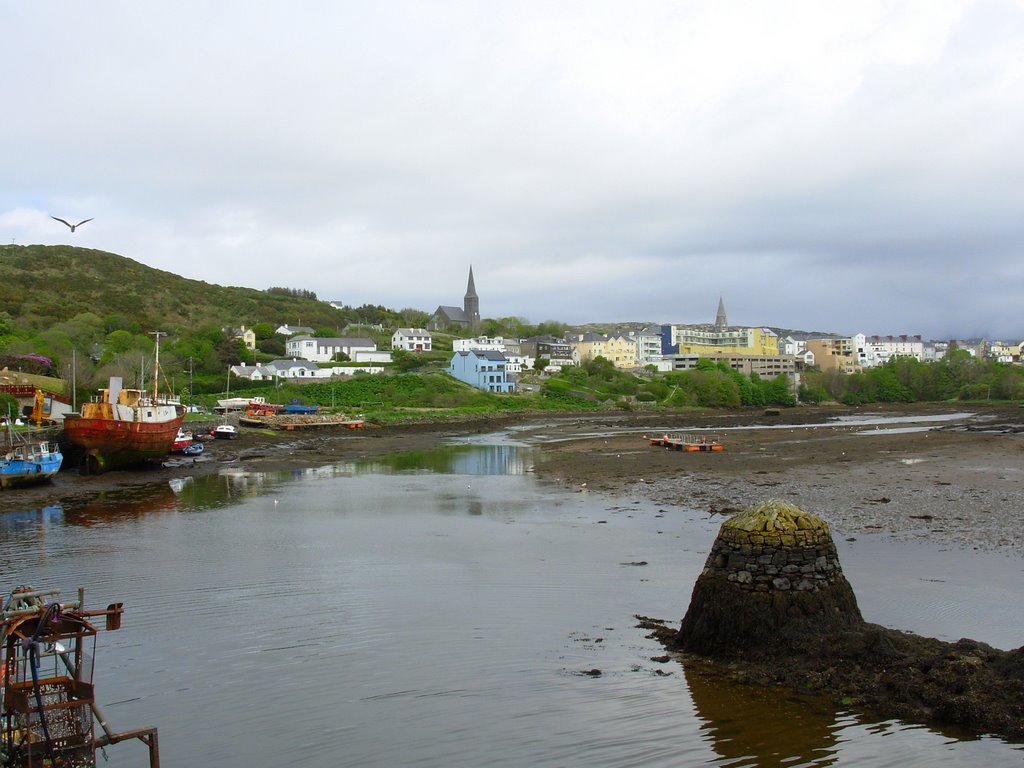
[5,404,1023,556]
[523,403,1024,554]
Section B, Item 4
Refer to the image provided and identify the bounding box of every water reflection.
[685,664,840,767]
[0,503,65,535]
[349,443,534,476]
[164,445,537,513]
[3,438,1024,767]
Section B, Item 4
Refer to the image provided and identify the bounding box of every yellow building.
[573,333,639,369]
[672,326,779,357]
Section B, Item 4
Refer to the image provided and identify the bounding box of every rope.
[26,602,62,766]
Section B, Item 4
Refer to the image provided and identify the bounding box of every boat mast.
[150,331,165,401]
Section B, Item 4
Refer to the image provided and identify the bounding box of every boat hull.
[0,453,63,489]
[63,412,185,472]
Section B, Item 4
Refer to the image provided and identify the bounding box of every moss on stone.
[723,500,830,535]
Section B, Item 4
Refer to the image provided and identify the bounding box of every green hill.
[0,244,348,331]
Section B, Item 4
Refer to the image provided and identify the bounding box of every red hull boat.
[63,377,185,474]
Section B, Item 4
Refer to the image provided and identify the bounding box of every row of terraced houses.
[441,297,1023,393]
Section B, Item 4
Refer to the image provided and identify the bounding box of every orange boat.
[62,338,185,473]
[645,433,724,452]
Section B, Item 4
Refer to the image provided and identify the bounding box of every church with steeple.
[714,296,729,332]
[427,267,481,332]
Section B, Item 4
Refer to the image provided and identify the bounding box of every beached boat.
[211,424,239,439]
[62,338,186,474]
[283,399,319,414]
[181,441,204,456]
[1,585,160,767]
[216,396,266,412]
[0,426,63,489]
[62,380,185,473]
[172,427,194,452]
[645,433,724,452]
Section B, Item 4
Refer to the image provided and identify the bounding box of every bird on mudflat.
[51,216,93,232]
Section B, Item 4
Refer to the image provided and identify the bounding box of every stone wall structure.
[675,500,863,657]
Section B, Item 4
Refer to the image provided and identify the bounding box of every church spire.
[715,296,728,331]
[463,265,480,330]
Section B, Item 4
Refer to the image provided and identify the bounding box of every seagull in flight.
[51,216,93,232]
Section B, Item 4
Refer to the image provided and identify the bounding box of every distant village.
[226,267,1024,394]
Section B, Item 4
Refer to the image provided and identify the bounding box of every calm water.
[2,439,1022,767]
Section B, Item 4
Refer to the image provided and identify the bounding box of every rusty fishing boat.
[62,335,185,474]
[1,585,159,767]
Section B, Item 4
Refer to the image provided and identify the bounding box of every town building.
[228,364,275,380]
[634,328,664,365]
[428,267,481,332]
[654,354,798,377]
[805,338,859,373]
[285,335,377,363]
[520,336,574,369]
[226,325,256,351]
[392,328,433,352]
[449,350,515,393]
[657,300,780,358]
[988,341,1023,363]
[452,336,506,353]
[865,335,925,365]
[275,324,315,336]
[570,333,639,369]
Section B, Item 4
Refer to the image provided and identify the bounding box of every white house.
[229,364,275,381]
[392,328,433,352]
[262,359,385,379]
[866,335,924,365]
[285,335,377,363]
[452,336,506,353]
[264,359,316,378]
[275,324,315,336]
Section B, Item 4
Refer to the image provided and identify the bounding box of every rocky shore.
[638,499,1024,741]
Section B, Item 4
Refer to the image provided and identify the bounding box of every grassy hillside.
[0,244,347,331]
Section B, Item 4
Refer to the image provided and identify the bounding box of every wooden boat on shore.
[1,585,160,766]
[645,433,724,452]
[0,426,63,490]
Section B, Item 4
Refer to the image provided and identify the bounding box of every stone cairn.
[675,500,863,657]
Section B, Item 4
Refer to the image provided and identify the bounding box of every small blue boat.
[283,398,319,414]
[0,426,63,489]
[181,441,204,456]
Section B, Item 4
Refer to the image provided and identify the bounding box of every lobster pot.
[2,609,99,768]
[4,679,96,767]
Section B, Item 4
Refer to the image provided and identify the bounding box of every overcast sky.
[3,1,1022,339]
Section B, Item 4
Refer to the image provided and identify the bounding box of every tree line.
[799,350,1024,404]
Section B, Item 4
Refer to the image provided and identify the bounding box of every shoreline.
[4,403,1023,557]
[5,401,1023,740]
